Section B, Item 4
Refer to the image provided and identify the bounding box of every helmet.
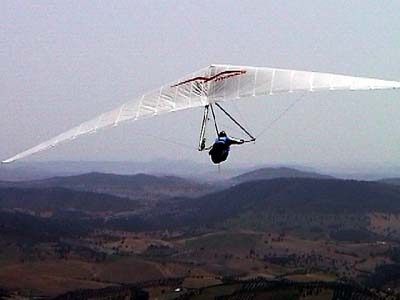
[218,131,227,137]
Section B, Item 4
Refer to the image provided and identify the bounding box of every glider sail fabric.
[207,65,400,102]
[2,67,211,164]
[3,64,400,163]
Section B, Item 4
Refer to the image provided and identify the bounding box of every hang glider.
[3,64,400,163]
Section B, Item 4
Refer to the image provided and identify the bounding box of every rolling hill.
[230,167,333,184]
[378,178,400,186]
[109,177,400,232]
[0,172,211,200]
[194,178,400,215]
[1,174,400,296]
[0,187,141,215]
[0,211,92,241]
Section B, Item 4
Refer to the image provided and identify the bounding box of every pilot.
[209,131,244,164]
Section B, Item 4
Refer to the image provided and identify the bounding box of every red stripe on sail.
[172,70,246,87]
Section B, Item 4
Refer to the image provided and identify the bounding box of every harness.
[209,137,230,164]
[214,136,228,145]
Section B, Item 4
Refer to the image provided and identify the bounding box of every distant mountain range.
[1,165,400,295]
[0,165,59,181]
[3,160,400,182]
[0,160,217,181]
[2,167,400,237]
[0,167,341,204]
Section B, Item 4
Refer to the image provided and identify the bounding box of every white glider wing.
[3,64,400,163]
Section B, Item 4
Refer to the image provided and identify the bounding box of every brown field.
[0,224,398,297]
[0,260,108,296]
[369,212,400,238]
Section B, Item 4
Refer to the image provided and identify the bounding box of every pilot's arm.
[227,137,245,145]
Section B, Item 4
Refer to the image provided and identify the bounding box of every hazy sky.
[2,1,400,169]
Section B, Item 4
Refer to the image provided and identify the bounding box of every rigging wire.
[256,93,306,138]
[214,102,256,141]
[231,100,252,135]
[131,130,195,150]
[209,104,219,134]
[132,94,305,152]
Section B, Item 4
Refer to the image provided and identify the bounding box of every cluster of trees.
[215,279,393,300]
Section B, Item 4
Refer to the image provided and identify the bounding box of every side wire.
[131,130,195,150]
[256,93,306,138]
